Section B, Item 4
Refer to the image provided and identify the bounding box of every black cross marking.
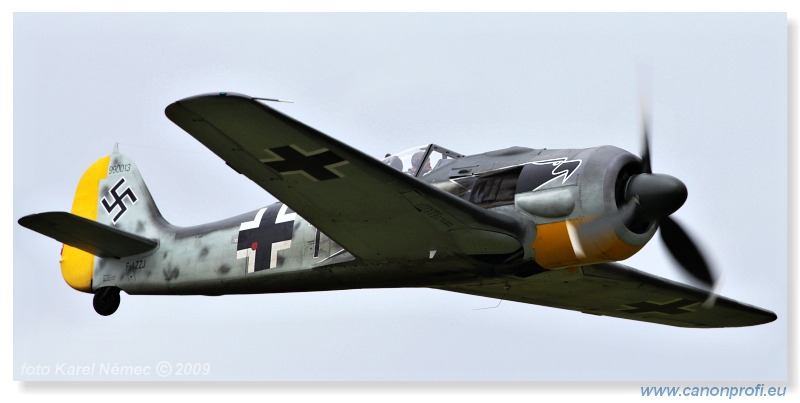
[102,177,138,223]
[261,145,347,181]
[237,204,294,272]
[619,299,697,315]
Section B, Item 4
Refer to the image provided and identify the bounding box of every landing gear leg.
[93,287,121,316]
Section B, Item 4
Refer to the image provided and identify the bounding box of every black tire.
[93,287,121,316]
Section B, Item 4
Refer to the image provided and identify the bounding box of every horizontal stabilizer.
[18,212,158,258]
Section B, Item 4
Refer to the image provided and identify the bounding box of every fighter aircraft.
[18,92,777,328]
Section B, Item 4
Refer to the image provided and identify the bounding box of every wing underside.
[166,92,523,261]
[437,262,777,328]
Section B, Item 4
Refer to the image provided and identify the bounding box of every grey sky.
[13,13,786,383]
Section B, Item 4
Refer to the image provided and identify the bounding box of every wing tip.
[173,91,252,104]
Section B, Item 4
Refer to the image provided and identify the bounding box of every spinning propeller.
[580,69,716,289]
[621,118,716,288]
[617,73,716,289]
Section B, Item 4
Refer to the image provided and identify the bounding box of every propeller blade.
[659,216,715,288]
[641,121,652,174]
[637,59,653,174]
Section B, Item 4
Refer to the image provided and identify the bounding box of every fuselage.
[100,202,500,296]
[95,145,653,297]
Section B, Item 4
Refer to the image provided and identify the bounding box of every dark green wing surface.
[165,92,523,261]
[437,262,777,328]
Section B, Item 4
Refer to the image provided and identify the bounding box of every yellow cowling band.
[532,219,642,269]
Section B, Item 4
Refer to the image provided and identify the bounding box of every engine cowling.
[514,146,658,269]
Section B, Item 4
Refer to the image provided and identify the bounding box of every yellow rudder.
[60,156,110,292]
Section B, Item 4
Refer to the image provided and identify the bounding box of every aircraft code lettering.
[108,164,132,175]
[126,260,146,270]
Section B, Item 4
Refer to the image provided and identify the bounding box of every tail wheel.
[93,287,121,316]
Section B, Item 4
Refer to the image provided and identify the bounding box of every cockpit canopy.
[382,144,464,177]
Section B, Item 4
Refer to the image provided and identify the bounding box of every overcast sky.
[12,12,787,387]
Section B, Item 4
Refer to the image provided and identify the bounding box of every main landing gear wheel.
[93,287,121,316]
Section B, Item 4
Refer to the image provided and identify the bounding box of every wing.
[437,262,777,328]
[165,92,523,261]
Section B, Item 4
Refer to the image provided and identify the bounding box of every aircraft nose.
[625,173,687,220]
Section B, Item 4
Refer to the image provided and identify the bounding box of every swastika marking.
[102,177,138,224]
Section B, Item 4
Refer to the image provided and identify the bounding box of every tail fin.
[18,147,167,292]
[91,146,169,232]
